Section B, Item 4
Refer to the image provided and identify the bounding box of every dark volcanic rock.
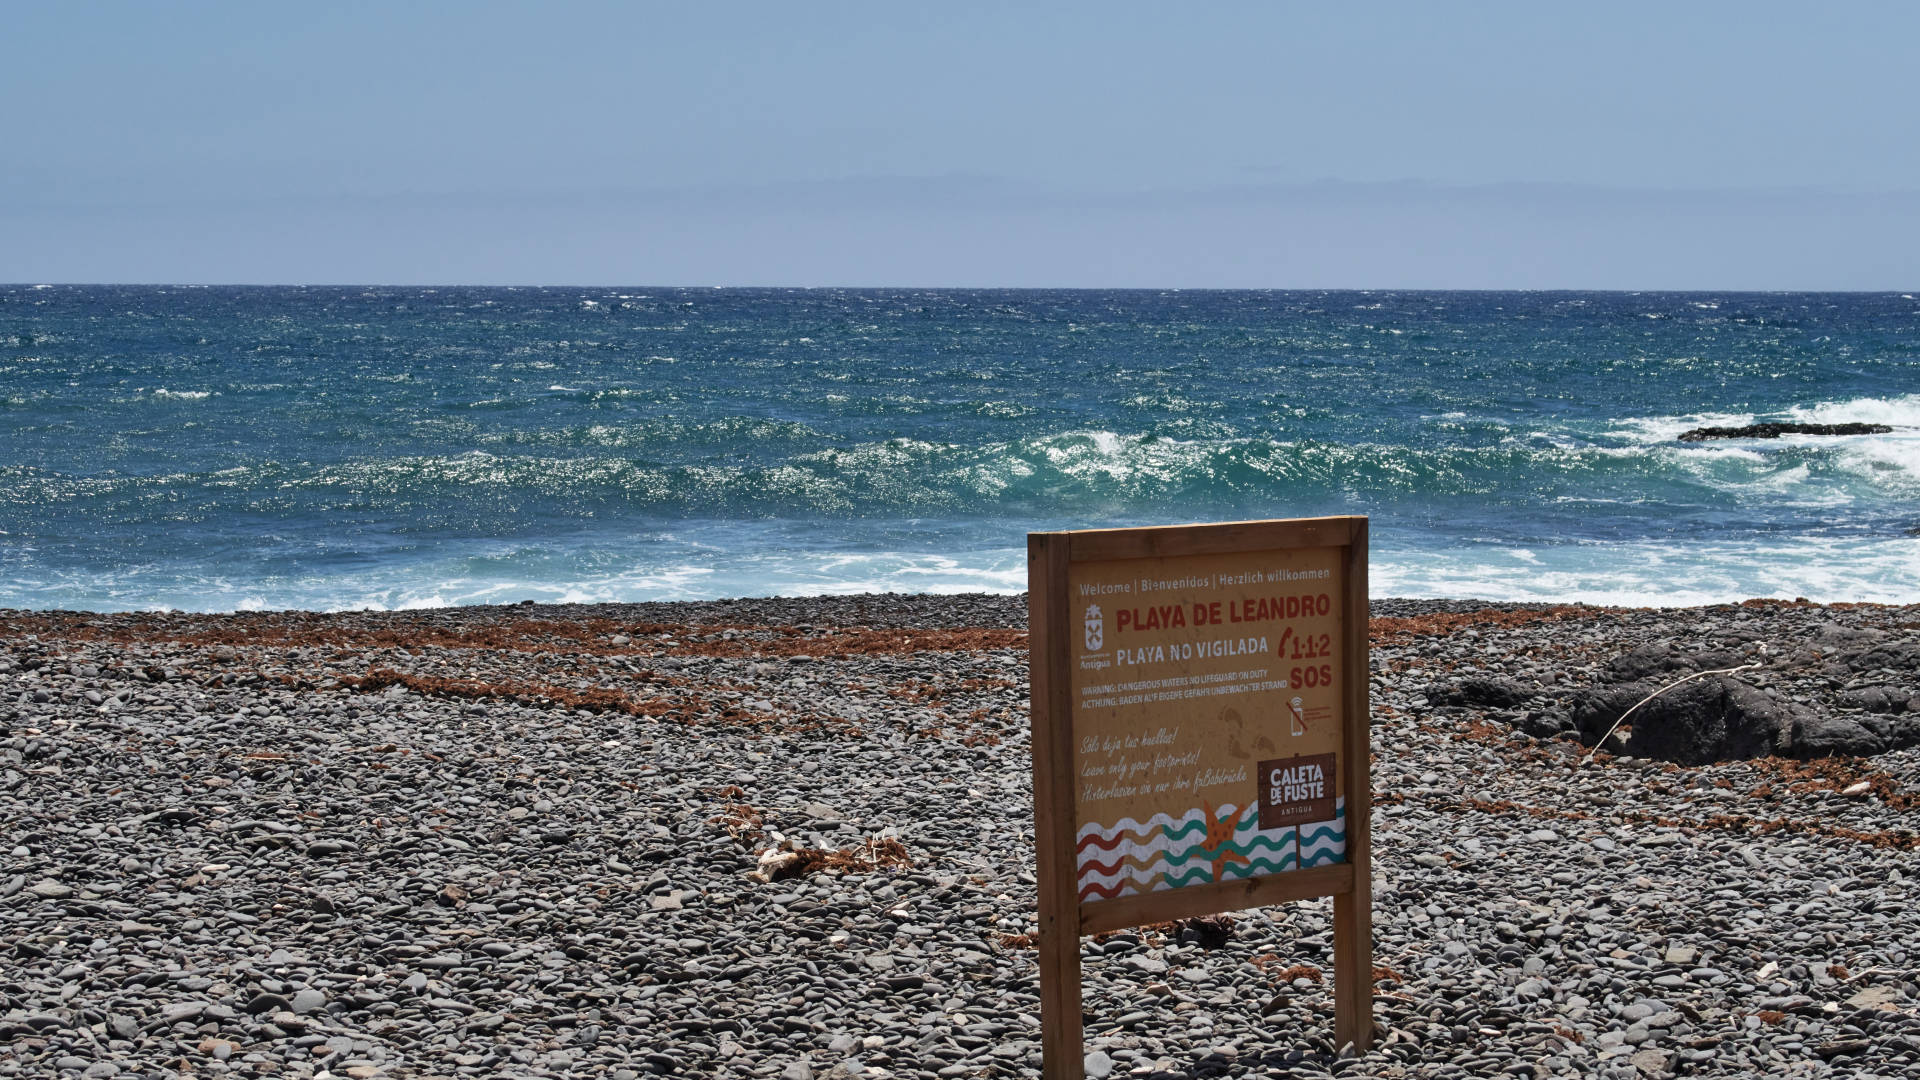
[1575,674,1895,762]
[1677,421,1893,442]
[1601,643,1747,683]
[1788,711,1892,758]
[1574,676,1793,763]
[1855,640,1920,673]
[1427,677,1537,709]
[1513,709,1574,738]
[1838,685,1908,714]
[1570,620,1920,761]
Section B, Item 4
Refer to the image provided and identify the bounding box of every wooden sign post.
[1028,517,1373,1077]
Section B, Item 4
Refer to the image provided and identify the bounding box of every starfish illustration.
[1199,798,1251,882]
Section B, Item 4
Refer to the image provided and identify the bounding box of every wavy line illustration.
[1076,833,1206,868]
[1297,822,1344,849]
[1077,835,1297,878]
[1076,855,1160,879]
[1078,829,1304,876]
[1299,823,1345,847]
[1076,796,1351,899]
[1075,872,1171,901]
[1080,799,1342,842]
[1161,865,1216,889]
[1077,880,1132,901]
[1076,805,1275,874]
[1075,806,1243,842]
[1075,853,1175,880]
[1299,829,1347,866]
[1075,816,1209,852]
[1159,835,1295,868]
[1078,848,1311,899]
[1076,836,1186,869]
[1300,846,1346,869]
[1219,854,1299,879]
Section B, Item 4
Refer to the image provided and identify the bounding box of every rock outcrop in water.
[1677,421,1892,441]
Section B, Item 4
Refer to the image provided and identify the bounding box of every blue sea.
[3,286,1917,613]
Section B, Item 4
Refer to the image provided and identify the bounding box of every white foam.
[1618,394,1920,447]
[1785,393,1920,429]
[149,388,214,401]
[1374,534,1920,607]
[1830,436,1920,494]
[397,594,452,610]
[1609,410,1755,445]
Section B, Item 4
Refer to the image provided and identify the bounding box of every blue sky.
[5,2,1918,287]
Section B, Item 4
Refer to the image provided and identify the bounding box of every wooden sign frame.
[1028,517,1373,1077]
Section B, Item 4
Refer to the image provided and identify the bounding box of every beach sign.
[1028,517,1374,1075]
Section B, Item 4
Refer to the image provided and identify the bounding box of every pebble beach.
[3,595,1918,1080]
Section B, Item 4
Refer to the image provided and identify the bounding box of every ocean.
[2,286,1916,613]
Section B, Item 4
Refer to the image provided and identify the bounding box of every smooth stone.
[1629,1048,1669,1074]
[161,1001,207,1024]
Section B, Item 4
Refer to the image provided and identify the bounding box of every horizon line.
[8,282,1919,294]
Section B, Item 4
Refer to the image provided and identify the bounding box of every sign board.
[1028,518,1373,1076]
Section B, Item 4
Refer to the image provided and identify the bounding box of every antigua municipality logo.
[1084,604,1104,651]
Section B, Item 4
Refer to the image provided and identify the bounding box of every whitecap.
[1830,436,1920,494]
[1372,534,1920,607]
[1609,410,1754,445]
[1613,394,1920,448]
[1785,393,1920,429]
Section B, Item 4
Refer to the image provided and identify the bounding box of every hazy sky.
[6,2,1918,287]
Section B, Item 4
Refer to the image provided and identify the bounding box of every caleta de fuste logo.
[1084,604,1103,651]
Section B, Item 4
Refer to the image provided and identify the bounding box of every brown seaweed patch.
[1369,606,1616,645]
[673,626,1026,658]
[335,667,700,718]
[3,612,1025,659]
[1747,757,1919,811]
[1250,957,1325,983]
